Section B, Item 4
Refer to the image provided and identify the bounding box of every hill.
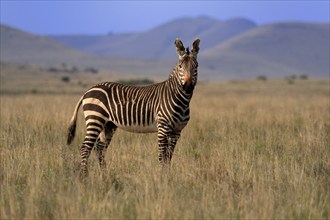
[0,24,165,78]
[0,24,94,65]
[201,22,330,78]
[1,18,329,80]
[50,17,257,59]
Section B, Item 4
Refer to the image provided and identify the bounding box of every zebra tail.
[67,96,83,145]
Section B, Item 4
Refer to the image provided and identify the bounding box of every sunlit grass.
[0,80,329,219]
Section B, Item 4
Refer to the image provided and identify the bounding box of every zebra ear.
[191,38,200,58]
[175,38,186,59]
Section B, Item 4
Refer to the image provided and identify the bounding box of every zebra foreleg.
[167,132,181,161]
[158,129,180,166]
[157,129,169,166]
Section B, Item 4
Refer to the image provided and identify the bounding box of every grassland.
[0,75,329,218]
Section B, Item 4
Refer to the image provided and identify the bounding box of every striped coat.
[67,38,200,178]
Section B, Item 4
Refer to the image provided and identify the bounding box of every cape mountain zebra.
[67,38,200,177]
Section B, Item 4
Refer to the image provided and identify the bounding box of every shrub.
[116,78,155,86]
[69,66,79,73]
[48,67,59,73]
[61,76,70,83]
[300,74,308,80]
[290,75,297,80]
[287,79,294,85]
[257,75,267,81]
[85,67,98,74]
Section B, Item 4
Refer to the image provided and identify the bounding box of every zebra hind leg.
[80,134,100,179]
[94,132,108,170]
[95,121,117,170]
[80,118,106,179]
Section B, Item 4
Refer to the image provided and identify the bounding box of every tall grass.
[0,80,329,219]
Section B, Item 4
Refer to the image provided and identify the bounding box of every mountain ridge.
[50,16,257,59]
[201,22,329,77]
[0,23,94,65]
[1,17,329,80]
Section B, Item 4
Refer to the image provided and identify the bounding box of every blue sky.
[1,1,329,35]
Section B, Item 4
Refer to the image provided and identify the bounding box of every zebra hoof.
[99,162,107,171]
[79,168,89,180]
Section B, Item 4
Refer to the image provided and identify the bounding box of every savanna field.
[0,73,329,218]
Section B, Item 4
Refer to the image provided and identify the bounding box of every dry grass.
[0,79,329,219]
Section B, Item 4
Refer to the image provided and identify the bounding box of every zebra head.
[174,38,200,93]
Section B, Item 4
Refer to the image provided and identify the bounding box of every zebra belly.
[117,123,158,133]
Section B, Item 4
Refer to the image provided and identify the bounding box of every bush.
[287,79,294,85]
[285,74,303,84]
[300,74,308,80]
[48,67,59,73]
[116,78,155,86]
[69,66,79,73]
[61,76,70,83]
[85,67,98,74]
[256,75,267,81]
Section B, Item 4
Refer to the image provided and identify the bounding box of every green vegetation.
[256,75,267,81]
[61,76,70,83]
[0,79,329,219]
[300,74,309,80]
[116,78,155,86]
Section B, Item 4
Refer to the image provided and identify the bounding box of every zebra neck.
[169,70,194,97]
[167,73,193,101]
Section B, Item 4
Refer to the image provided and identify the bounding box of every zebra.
[67,38,200,178]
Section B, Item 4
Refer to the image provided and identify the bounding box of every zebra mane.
[185,47,190,55]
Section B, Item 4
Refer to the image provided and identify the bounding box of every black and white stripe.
[67,38,200,177]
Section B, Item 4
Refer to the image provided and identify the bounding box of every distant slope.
[1,20,329,80]
[50,17,257,59]
[0,24,176,79]
[201,22,330,78]
[0,24,94,65]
